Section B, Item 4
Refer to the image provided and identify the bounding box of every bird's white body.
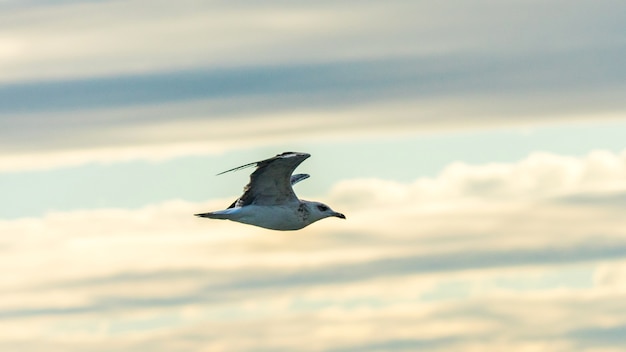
[210,202,314,231]
[195,152,345,231]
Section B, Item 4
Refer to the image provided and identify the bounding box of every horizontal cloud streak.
[2,0,625,175]
[2,0,625,163]
[1,48,625,115]
[2,0,624,82]
[1,241,613,320]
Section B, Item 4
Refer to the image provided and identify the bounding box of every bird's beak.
[333,212,346,219]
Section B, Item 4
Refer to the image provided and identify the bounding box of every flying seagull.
[195,152,346,231]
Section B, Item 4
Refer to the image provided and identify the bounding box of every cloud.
[2,100,625,173]
[2,0,626,347]
[1,0,625,171]
[2,150,626,350]
[330,150,626,206]
[2,0,624,82]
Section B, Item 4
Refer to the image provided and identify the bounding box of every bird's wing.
[220,152,310,207]
[225,172,311,209]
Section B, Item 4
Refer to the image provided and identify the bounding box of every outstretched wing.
[221,152,310,208]
[225,172,310,209]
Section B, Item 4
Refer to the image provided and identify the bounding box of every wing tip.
[216,161,257,175]
[217,152,310,175]
[277,151,311,158]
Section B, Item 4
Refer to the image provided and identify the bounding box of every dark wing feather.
[216,161,258,175]
[290,173,310,185]
[226,172,310,209]
[221,152,311,207]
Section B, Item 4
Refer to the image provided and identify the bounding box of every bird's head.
[307,201,346,222]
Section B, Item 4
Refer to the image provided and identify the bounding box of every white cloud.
[2,0,621,83]
[1,150,626,350]
[0,0,417,82]
[331,149,626,205]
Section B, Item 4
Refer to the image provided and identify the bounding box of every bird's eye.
[317,205,329,212]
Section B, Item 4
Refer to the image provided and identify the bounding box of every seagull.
[195,152,346,231]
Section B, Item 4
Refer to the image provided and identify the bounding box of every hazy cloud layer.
[2,0,624,81]
[2,150,626,350]
[3,1,626,350]
[1,0,625,169]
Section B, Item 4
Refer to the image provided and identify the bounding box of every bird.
[195,152,346,231]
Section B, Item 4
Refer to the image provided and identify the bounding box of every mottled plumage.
[195,152,345,231]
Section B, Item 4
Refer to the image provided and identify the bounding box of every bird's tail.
[194,209,237,220]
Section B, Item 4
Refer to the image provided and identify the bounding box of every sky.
[1,0,626,351]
